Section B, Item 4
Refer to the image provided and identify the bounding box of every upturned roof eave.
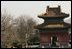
[38,14,69,18]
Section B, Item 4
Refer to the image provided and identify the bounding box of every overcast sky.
[1,1,71,24]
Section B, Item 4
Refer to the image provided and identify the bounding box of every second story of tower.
[38,6,69,19]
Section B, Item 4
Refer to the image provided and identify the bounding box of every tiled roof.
[38,13,69,18]
[35,23,70,29]
[38,6,69,18]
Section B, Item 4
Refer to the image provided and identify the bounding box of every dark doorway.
[51,36,58,47]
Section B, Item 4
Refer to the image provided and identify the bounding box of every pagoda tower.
[35,6,70,48]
